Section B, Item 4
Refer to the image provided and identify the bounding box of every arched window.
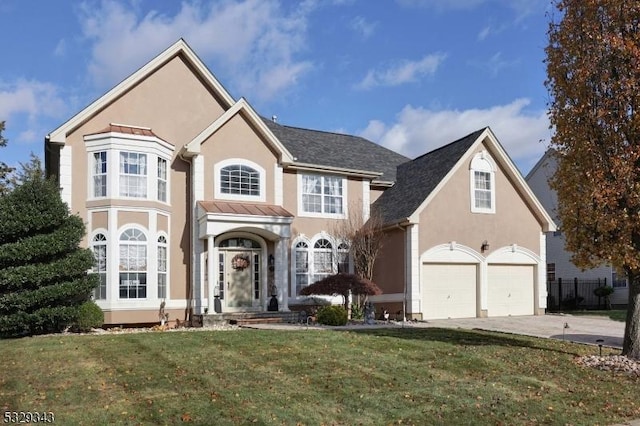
[220,164,260,196]
[337,242,350,273]
[470,151,496,214]
[294,241,309,296]
[313,239,333,283]
[119,228,147,299]
[91,233,107,300]
[157,235,167,299]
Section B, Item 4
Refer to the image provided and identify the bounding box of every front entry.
[217,237,261,311]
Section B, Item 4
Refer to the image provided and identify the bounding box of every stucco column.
[207,234,218,314]
[406,224,421,319]
[275,237,290,311]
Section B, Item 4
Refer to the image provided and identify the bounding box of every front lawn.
[565,309,627,322]
[1,327,639,425]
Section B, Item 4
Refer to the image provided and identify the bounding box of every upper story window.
[214,159,266,202]
[470,151,496,214]
[221,164,260,196]
[85,124,174,204]
[92,152,107,198]
[120,152,147,198]
[299,174,346,217]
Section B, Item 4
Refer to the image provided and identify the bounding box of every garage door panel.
[422,263,477,320]
[488,265,534,316]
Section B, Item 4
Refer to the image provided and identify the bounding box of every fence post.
[558,278,562,309]
[574,277,579,308]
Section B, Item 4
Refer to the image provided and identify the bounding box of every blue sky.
[0,0,552,174]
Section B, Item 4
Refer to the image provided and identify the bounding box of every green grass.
[565,309,627,322]
[1,327,639,425]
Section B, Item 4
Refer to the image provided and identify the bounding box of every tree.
[0,171,98,337]
[299,273,382,312]
[546,0,640,357]
[0,121,15,196]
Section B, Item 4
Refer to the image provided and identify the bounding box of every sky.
[0,0,554,175]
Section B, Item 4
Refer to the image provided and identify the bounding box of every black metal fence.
[547,277,612,311]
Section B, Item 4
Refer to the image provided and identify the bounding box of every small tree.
[0,172,98,337]
[332,208,385,315]
[299,273,382,312]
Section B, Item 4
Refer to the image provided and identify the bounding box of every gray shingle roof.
[373,128,486,225]
[262,118,409,183]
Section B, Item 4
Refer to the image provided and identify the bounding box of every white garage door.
[422,263,477,320]
[487,265,534,316]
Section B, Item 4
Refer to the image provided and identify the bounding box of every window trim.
[297,173,347,219]
[291,234,342,296]
[118,227,148,300]
[91,151,108,199]
[469,151,496,214]
[214,158,266,202]
[157,234,169,300]
[90,231,108,300]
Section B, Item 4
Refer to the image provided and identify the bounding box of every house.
[44,39,555,325]
[526,149,628,306]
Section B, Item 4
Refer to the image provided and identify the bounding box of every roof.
[87,123,170,143]
[373,128,486,224]
[262,118,409,183]
[198,201,294,218]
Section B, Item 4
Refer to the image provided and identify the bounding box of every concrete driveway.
[414,313,625,349]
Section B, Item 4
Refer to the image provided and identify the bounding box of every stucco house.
[44,39,555,325]
[526,149,628,306]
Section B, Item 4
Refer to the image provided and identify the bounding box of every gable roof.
[373,129,483,224]
[262,119,409,183]
[47,39,235,145]
[373,127,556,232]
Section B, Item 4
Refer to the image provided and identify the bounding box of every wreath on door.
[231,253,251,271]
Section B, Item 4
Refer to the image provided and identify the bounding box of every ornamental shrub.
[72,301,104,332]
[316,305,348,326]
[0,176,98,338]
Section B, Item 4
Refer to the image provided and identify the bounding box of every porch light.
[481,240,490,253]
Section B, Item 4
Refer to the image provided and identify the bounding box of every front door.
[224,250,255,309]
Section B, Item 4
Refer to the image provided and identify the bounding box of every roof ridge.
[408,127,487,163]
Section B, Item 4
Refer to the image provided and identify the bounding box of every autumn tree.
[546,0,640,357]
[299,273,382,312]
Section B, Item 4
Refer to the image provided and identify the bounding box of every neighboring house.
[45,39,555,325]
[525,149,628,306]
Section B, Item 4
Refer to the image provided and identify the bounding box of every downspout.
[178,149,194,324]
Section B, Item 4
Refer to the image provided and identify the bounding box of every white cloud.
[0,80,67,123]
[355,53,447,90]
[477,25,491,41]
[473,52,519,77]
[77,0,316,101]
[397,0,542,20]
[359,98,550,174]
[350,16,377,39]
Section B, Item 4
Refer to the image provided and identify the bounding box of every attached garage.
[422,263,477,320]
[487,264,535,316]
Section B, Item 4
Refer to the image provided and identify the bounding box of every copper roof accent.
[87,124,172,145]
[198,201,294,218]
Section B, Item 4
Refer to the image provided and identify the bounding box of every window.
[120,152,147,198]
[220,164,260,196]
[294,241,309,296]
[547,263,556,282]
[337,242,350,273]
[313,239,333,283]
[301,175,344,215]
[119,228,147,299]
[91,233,107,300]
[470,152,495,213]
[157,158,167,202]
[218,253,225,300]
[157,235,167,299]
[253,253,260,300]
[92,152,107,197]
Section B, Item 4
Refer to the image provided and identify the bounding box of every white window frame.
[91,232,108,300]
[119,227,148,299]
[470,151,496,214]
[292,234,343,296]
[84,128,173,204]
[92,151,108,198]
[119,151,148,198]
[297,174,347,218]
[214,158,266,202]
[157,234,168,299]
[157,157,168,203]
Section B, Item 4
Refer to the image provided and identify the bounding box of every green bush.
[316,305,348,326]
[594,286,614,297]
[72,301,104,332]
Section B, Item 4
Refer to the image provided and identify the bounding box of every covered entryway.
[421,263,478,320]
[218,237,261,310]
[487,264,535,316]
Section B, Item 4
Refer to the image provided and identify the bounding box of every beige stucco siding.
[419,143,542,255]
[373,227,406,294]
[200,113,278,203]
[117,211,149,229]
[158,213,169,233]
[91,211,108,230]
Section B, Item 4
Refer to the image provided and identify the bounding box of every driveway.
[413,313,625,349]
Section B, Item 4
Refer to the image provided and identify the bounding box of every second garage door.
[487,264,534,316]
[422,263,477,320]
